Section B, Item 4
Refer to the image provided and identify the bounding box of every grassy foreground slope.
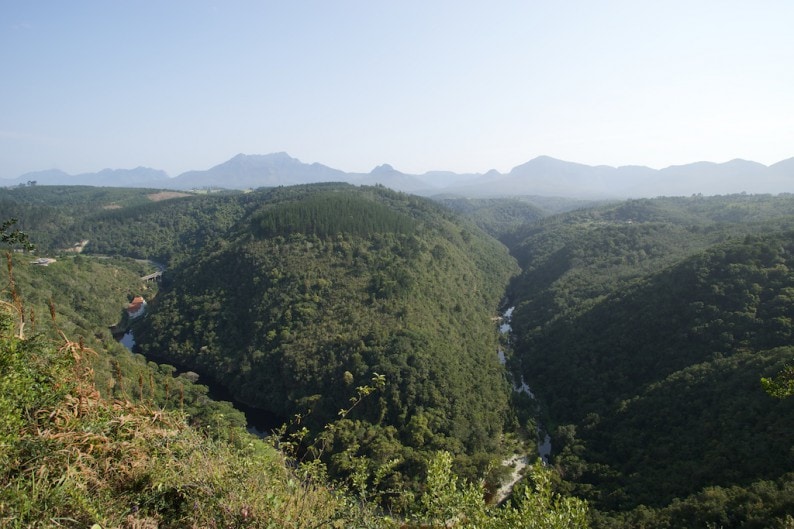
[0,231,360,526]
[0,316,588,528]
[0,301,371,527]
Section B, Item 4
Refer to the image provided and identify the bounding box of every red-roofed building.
[127,296,147,319]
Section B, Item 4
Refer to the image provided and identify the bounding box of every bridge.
[140,271,163,282]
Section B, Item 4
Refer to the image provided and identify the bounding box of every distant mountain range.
[4,152,793,198]
[11,167,169,188]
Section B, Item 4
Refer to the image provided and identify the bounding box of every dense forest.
[135,184,520,501]
[503,194,794,527]
[2,185,794,527]
[0,185,254,265]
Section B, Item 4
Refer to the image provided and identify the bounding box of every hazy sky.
[2,1,793,179]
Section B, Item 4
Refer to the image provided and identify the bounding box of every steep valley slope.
[503,195,794,525]
[135,184,520,493]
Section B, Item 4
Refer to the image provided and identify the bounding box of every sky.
[2,1,794,180]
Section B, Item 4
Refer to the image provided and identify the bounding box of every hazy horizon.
[3,1,794,180]
[3,151,794,182]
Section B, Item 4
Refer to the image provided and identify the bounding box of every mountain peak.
[509,155,592,176]
[370,164,401,174]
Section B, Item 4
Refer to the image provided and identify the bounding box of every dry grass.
[146,192,192,202]
[0,255,369,528]
[1,338,362,528]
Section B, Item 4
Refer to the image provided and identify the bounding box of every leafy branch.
[271,372,386,464]
[762,364,794,399]
[1,218,34,252]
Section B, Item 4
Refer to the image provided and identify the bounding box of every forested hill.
[0,185,259,265]
[135,184,520,495]
[505,195,794,325]
[503,194,794,526]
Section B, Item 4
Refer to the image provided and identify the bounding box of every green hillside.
[0,185,251,265]
[136,184,520,496]
[505,195,794,525]
[436,197,549,238]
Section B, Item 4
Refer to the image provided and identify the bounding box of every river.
[119,304,551,453]
[498,306,552,463]
[118,329,283,437]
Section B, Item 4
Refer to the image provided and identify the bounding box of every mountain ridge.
[5,153,793,198]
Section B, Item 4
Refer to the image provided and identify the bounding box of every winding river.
[498,306,552,463]
[118,329,282,437]
[118,303,552,458]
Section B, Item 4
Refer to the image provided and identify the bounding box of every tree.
[762,364,794,398]
[1,218,33,251]
[409,451,589,528]
[1,219,34,338]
